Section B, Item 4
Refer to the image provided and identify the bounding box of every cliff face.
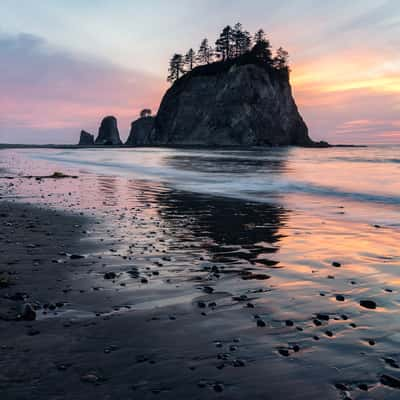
[95,116,122,145]
[125,117,155,146]
[78,130,94,145]
[152,62,312,146]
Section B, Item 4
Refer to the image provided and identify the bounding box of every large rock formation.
[125,117,155,146]
[78,130,94,145]
[94,116,122,145]
[151,60,313,146]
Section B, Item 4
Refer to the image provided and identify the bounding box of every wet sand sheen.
[1,148,400,399]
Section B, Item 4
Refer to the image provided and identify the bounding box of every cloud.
[0,33,166,144]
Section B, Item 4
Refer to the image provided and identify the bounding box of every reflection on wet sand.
[157,189,287,268]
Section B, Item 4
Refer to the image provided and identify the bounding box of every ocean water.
[4,145,399,228]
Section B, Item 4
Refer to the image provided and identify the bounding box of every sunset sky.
[0,0,399,144]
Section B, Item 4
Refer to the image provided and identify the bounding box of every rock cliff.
[151,59,313,146]
[78,130,94,145]
[125,117,155,146]
[94,116,122,145]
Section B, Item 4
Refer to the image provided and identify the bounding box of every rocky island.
[80,24,323,147]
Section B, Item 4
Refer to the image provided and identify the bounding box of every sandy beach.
[1,147,400,399]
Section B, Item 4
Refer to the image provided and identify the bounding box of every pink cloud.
[0,33,166,144]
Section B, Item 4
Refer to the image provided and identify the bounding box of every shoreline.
[0,143,368,150]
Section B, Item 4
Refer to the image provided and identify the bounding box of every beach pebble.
[332,262,341,267]
[256,319,266,327]
[213,383,224,392]
[104,272,116,280]
[20,304,36,321]
[360,300,376,309]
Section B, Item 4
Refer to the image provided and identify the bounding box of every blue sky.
[0,0,399,143]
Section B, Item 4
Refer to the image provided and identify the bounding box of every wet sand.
[1,149,400,399]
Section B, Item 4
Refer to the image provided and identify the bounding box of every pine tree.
[184,48,196,71]
[215,25,234,60]
[251,36,273,64]
[233,23,251,57]
[197,38,213,64]
[254,29,266,44]
[140,109,152,118]
[273,47,289,70]
[167,54,185,83]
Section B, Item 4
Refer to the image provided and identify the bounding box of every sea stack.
[125,117,155,146]
[78,130,94,145]
[151,59,313,146]
[94,116,122,145]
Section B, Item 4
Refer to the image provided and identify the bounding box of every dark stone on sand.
[316,313,330,321]
[360,300,377,309]
[334,383,350,391]
[242,273,271,281]
[104,272,117,280]
[95,116,122,145]
[213,383,224,393]
[384,358,400,369]
[332,262,341,267]
[278,348,290,357]
[256,319,266,327]
[20,303,36,321]
[285,320,294,327]
[70,254,85,260]
[380,374,400,389]
[233,359,245,367]
[336,294,345,302]
[78,130,94,146]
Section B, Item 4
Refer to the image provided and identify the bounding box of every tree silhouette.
[166,23,291,80]
[184,48,196,71]
[167,54,185,83]
[197,38,213,64]
[251,37,273,64]
[254,29,266,44]
[273,47,289,70]
[140,109,152,118]
[215,25,234,60]
[233,22,251,57]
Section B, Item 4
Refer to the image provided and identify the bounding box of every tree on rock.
[140,109,152,118]
[233,23,251,57]
[197,38,213,64]
[273,47,290,70]
[215,25,234,60]
[167,54,185,82]
[184,48,196,71]
[251,36,273,64]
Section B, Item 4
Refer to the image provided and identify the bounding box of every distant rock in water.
[78,130,94,145]
[152,59,314,146]
[95,116,122,145]
[126,117,155,146]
